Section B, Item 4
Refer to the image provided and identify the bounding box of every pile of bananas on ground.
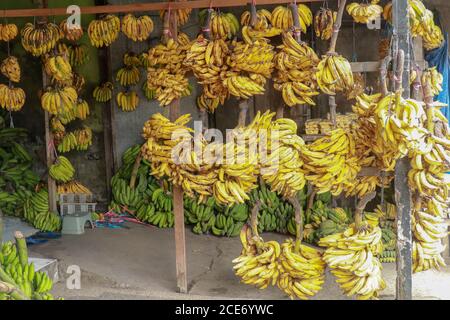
[41,86,78,115]
[93,82,113,102]
[300,128,360,196]
[44,54,73,83]
[314,8,336,41]
[117,91,140,112]
[277,238,326,300]
[260,115,308,198]
[23,189,62,232]
[384,0,444,51]
[347,2,383,24]
[160,8,192,26]
[49,156,75,183]
[57,180,92,195]
[0,236,58,300]
[146,38,191,106]
[316,53,354,96]
[271,5,313,32]
[274,31,320,106]
[0,23,18,42]
[88,15,121,48]
[184,35,230,112]
[1,56,21,83]
[198,9,239,40]
[59,19,83,42]
[21,22,62,56]
[0,84,26,112]
[121,14,154,42]
[57,43,90,67]
[319,222,386,300]
[233,225,282,290]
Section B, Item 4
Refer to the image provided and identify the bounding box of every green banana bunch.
[49,156,75,183]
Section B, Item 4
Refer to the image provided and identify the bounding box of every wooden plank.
[393,0,413,301]
[0,0,329,18]
[167,5,187,295]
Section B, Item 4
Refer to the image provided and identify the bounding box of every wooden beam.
[393,0,413,301]
[0,0,329,18]
[166,5,188,295]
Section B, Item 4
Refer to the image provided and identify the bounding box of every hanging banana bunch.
[346,2,383,24]
[316,53,354,96]
[123,52,141,67]
[21,22,62,56]
[160,8,192,26]
[273,31,320,106]
[59,18,83,42]
[75,99,90,120]
[117,91,139,112]
[0,84,26,112]
[198,9,240,40]
[74,127,93,151]
[88,14,120,48]
[121,14,154,42]
[1,56,21,83]
[49,156,75,183]
[0,23,18,41]
[116,65,140,87]
[271,4,312,32]
[421,67,443,96]
[240,9,282,40]
[44,54,73,83]
[93,82,114,102]
[41,86,78,115]
[70,72,86,93]
[314,8,337,41]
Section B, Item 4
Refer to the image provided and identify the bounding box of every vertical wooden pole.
[40,0,57,212]
[167,3,188,294]
[393,0,413,300]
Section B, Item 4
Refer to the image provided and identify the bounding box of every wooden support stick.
[328,0,347,54]
[0,210,3,243]
[167,5,187,294]
[328,96,337,128]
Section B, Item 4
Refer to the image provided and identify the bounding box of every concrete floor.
[28,222,450,300]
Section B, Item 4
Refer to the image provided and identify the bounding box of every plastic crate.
[59,194,97,217]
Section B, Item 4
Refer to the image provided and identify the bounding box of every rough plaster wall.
[107,0,202,170]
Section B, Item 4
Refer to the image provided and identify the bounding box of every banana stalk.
[14,231,28,268]
[250,199,262,242]
[0,281,29,300]
[129,151,143,189]
[354,191,377,230]
[288,196,303,252]
[328,0,347,54]
[0,210,3,242]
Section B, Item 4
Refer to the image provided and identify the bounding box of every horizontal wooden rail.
[0,0,329,18]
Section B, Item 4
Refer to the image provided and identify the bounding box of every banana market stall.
[0,0,449,301]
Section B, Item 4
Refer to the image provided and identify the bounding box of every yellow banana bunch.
[0,23,18,42]
[184,36,230,111]
[56,43,90,67]
[316,53,354,96]
[117,91,139,112]
[41,86,78,115]
[240,9,281,41]
[44,54,73,82]
[271,5,313,33]
[260,116,307,198]
[277,239,326,300]
[176,32,191,46]
[223,75,264,99]
[206,11,240,40]
[49,156,75,183]
[314,8,336,41]
[93,82,113,102]
[142,81,156,101]
[88,15,120,48]
[228,38,275,77]
[121,14,154,42]
[301,129,360,196]
[74,127,93,151]
[0,84,26,112]
[160,8,192,26]
[274,31,320,106]
[233,226,281,290]
[59,19,83,42]
[57,180,92,195]
[147,38,191,107]
[123,52,141,67]
[319,223,386,300]
[57,132,77,153]
[351,93,382,117]
[75,99,90,120]
[21,22,62,56]
[240,9,272,29]
[0,56,21,83]
[70,72,86,93]
[422,25,444,51]
[116,65,140,87]
[241,24,282,43]
[51,117,66,135]
[421,67,443,96]
[346,2,383,24]
[343,176,391,199]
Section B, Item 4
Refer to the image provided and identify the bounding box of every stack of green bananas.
[49,156,75,183]
[373,204,397,263]
[22,189,62,232]
[0,239,58,300]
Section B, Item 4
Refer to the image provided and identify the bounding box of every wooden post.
[0,209,3,243]
[166,4,188,294]
[393,0,413,299]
